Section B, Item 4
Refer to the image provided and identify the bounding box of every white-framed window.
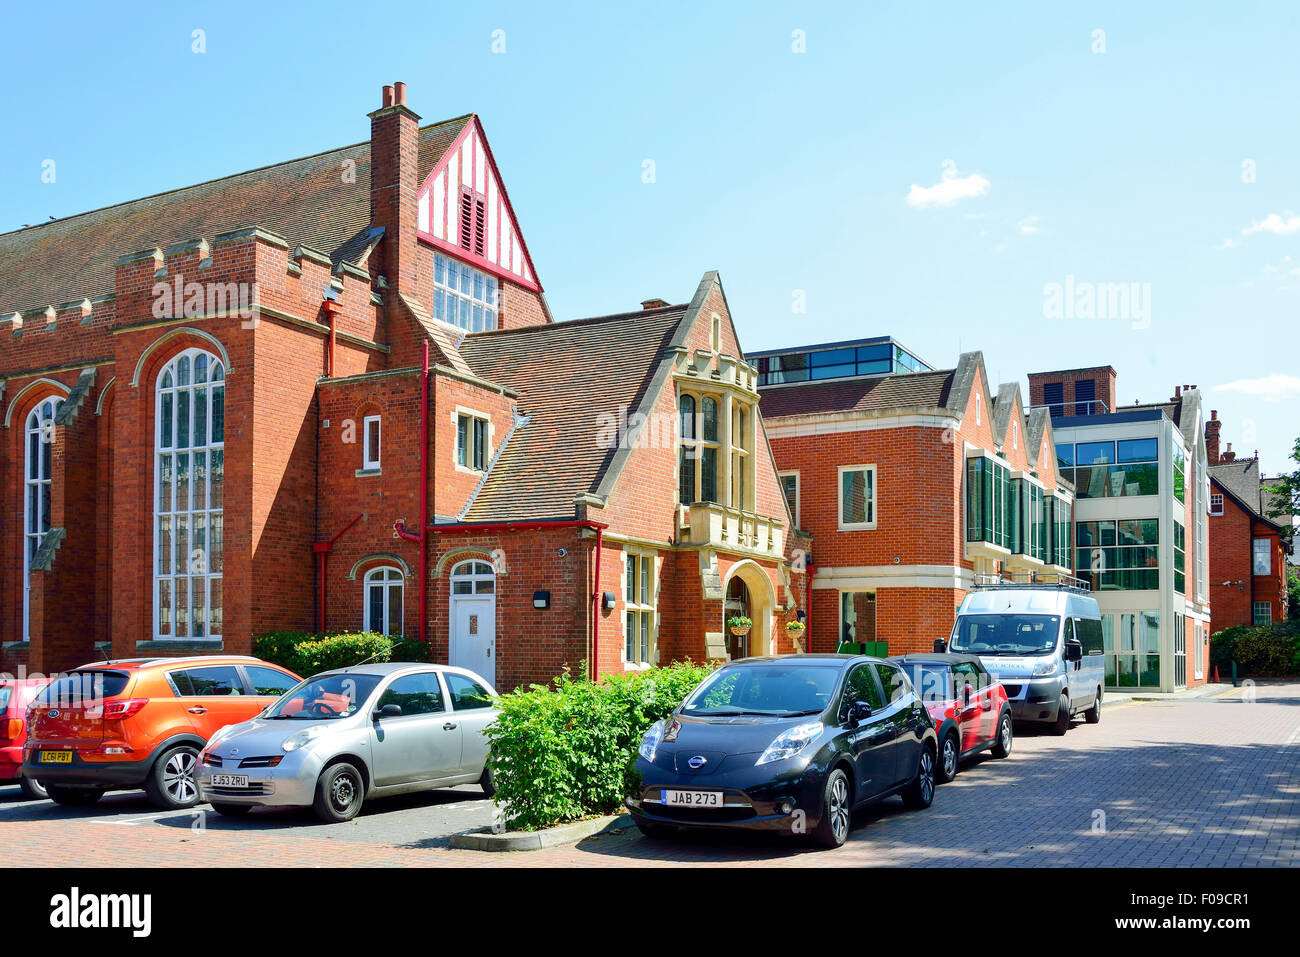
[362,415,381,470]
[433,252,497,333]
[364,566,404,636]
[456,412,489,470]
[1209,493,1223,516]
[23,397,57,643]
[730,398,751,511]
[1253,537,1271,576]
[838,464,877,530]
[1253,601,1272,626]
[624,550,656,666]
[779,471,800,528]
[451,559,496,595]
[154,348,225,640]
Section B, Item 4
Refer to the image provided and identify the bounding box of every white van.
[942,582,1104,734]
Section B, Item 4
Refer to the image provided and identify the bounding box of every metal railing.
[971,571,1092,593]
[1028,400,1110,418]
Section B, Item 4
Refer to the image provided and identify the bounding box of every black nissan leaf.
[626,654,938,848]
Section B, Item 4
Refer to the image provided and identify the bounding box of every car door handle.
[187,707,208,715]
[443,722,458,731]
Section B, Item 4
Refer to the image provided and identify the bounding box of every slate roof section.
[1210,457,1288,531]
[0,116,471,316]
[758,369,954,418]
[455,303,688,522]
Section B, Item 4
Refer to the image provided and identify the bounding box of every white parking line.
[1285,724,1300,747]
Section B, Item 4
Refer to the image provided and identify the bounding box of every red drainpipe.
[417,340,430,644]
[398,518,610,676]
[322,299,341,378]
[313,512,364,634]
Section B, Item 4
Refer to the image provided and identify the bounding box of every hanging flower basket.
[785,620,806,634]
[727,615,752,637]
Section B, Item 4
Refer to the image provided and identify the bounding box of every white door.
[451,597,495,683]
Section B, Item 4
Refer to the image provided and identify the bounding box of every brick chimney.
[1221,442,1236,464]
[369,81,421,297]
[641,298,670,311]
[1205,410,1221,464]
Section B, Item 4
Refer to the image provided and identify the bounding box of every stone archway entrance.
[722,561,775,661]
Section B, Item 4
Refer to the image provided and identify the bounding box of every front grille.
[237,756,282,768]
[1002,684,1023,698]
[655,804,757,823]
[207,783,273,796]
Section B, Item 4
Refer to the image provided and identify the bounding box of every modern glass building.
[751,336,931,388]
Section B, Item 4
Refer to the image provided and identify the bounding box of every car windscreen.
[680,664,840,717]
[263,673,383,719]
[34,671,131,708]
[950,614,1060,656]
[0,686,10,712]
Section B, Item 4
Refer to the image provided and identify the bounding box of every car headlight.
[639,720,665,762]
[756,720,824,766]
[282,726,327,752]
[1032,659,1059,677]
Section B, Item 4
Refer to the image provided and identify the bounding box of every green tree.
[1262,435,1299,556]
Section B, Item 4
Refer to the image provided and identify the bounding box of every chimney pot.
[1174,385,1181,398]
[382,85,394,108]
[640,298,670,311]
[1212,410,1218,420]
[394,81,406,106]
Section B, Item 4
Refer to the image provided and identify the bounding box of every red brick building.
[0,83,795,688]
[759,345,1075,654]
[1204,412,1291,629]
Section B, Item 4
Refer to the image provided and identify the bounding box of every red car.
[890,653,1012,783]
[1,677,52,799]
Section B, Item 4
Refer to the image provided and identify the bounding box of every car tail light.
[2,718,22,741]
[101,698,148,720]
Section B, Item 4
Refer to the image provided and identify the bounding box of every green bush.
[1210,622,1300,677]
[485,661,716,832]
[388,638,432,663]
[253,630,397,677]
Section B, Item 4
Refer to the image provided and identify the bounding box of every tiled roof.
[758,369,954,419]
[0,116,471,316]
[456,304,688,522]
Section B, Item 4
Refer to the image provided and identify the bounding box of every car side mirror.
[1065,640,1083,662]
[374,703,402,720]
[847,701,872,726]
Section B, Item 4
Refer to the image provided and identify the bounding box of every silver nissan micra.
[195,662,499,822]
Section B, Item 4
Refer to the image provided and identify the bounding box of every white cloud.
[1213,374,1300,402]
[1243,212,1300,236]
[1018,215,1041,234]
[1219,237,1236,249]
[906,163,990,209]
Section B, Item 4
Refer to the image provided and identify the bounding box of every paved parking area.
[3,683,1298,867]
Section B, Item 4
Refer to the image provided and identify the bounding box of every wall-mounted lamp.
[602,591,617,611]
[533,590,551,610]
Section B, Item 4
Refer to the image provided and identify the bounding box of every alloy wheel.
[1000,717,1012,751]
[942,737,957,779]
[828,773,850,844]
[919,750,934,804]
[164,750,198,804]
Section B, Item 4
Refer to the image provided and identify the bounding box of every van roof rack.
[971,572,1092,594]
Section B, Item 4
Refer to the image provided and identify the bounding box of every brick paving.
[4,684,1298,867]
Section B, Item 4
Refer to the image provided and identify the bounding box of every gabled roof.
[456,303,688,522]
[0,116,472,316]
[1210,457,1288,532]
[991,382,1021,446]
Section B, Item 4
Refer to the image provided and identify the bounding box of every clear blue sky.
[3,1,1298,473]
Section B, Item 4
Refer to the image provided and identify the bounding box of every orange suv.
[22,655,300,809]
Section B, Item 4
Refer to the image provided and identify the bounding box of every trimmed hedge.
[1210,620,1300,677]
[252,630,399,677]
[485,662,716,832]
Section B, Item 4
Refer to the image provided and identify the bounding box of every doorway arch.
[721,560,775,660]
[449,559,496,683]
